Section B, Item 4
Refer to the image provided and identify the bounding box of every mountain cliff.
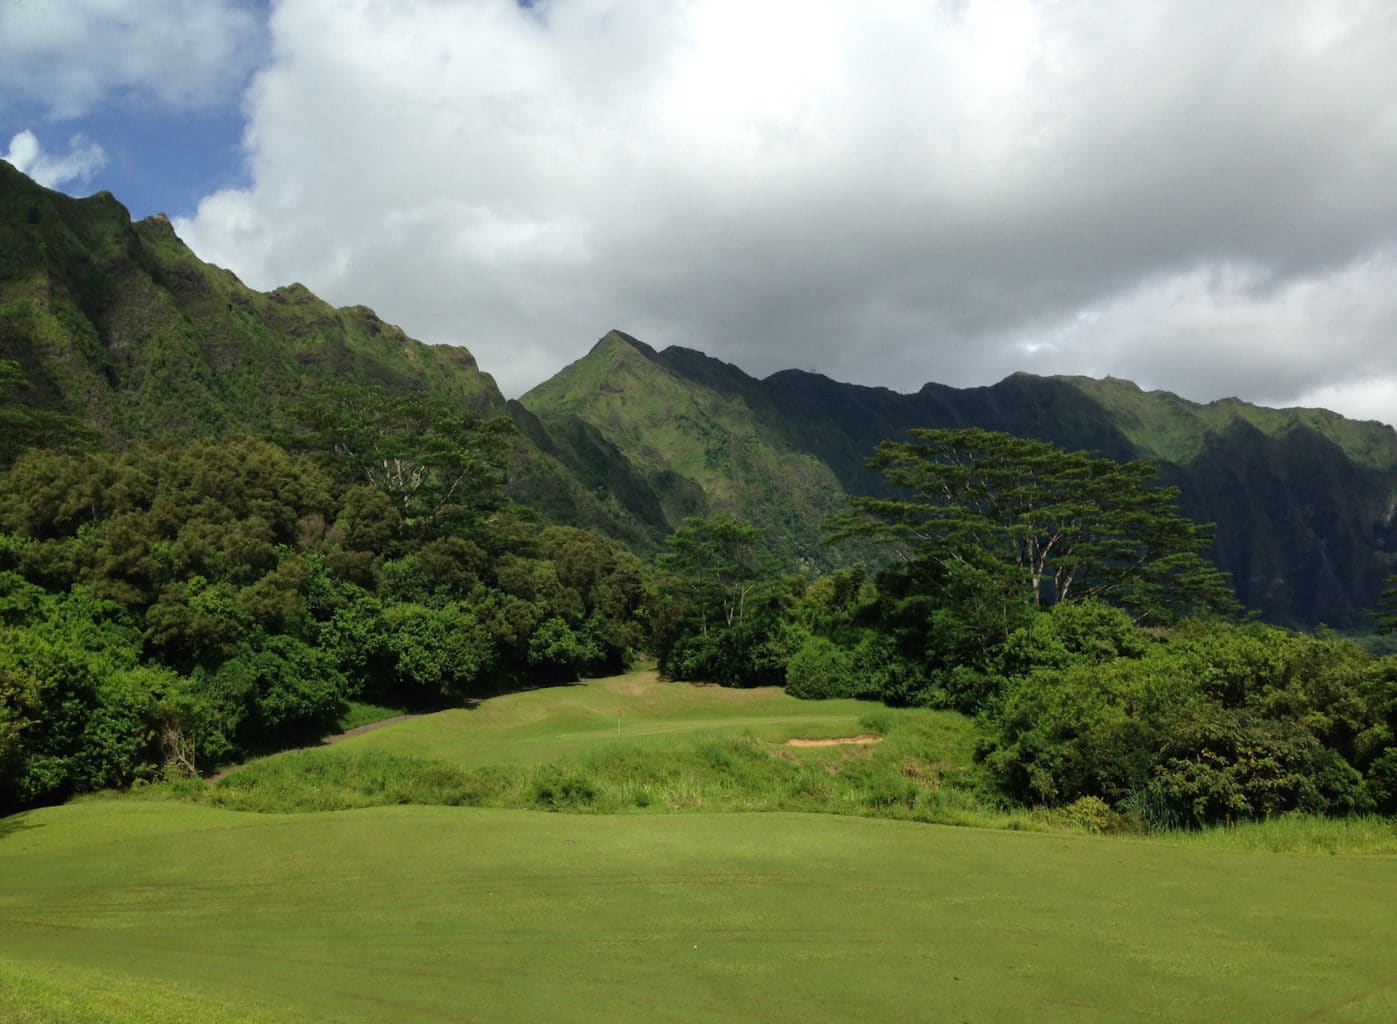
[0,161,663,548]
[524,331,1397,626]
[6,160,1394,626]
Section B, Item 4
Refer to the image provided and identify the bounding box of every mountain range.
[3,160,1394,626]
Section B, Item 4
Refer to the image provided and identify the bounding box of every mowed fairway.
[1,673,1395,1023]
[336,669,885,766]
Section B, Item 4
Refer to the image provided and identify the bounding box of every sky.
[3,0,1396,427]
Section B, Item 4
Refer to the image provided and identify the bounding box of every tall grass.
[136,682,1397,853]
[1154,813,1397,855]
[155,737,993,823]
[145,713,1036,829]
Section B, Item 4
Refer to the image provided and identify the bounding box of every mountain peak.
[140,212,177,237]
[592,329,657,358]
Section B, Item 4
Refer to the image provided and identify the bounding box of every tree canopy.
[831,428,1238,624]
[283,383,515,540]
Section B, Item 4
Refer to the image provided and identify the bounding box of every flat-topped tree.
[831,428,1238,625]
[284,383,516,541]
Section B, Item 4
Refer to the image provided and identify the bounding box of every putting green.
[333,670,883,767]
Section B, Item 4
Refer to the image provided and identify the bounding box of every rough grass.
[137,669,1397,852]
[143,671,1018,826]
[334,700,409,732]
[1155,814,1397,856]
[3,801,1395,1024]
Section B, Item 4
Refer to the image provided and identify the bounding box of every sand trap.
[783,734,883,748]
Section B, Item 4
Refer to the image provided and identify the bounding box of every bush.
[1056,795,1128,834]
[785,635,858,699]
[531,766,599,811]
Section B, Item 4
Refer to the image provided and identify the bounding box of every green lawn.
[337,669,884,766]
[2,801,1394,1023]
[3,670,1395,1022]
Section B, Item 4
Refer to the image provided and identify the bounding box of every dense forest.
[0,377,658,810]
[2,164,1395,830]
[2,368,1394,827]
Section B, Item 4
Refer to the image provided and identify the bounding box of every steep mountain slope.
[524,332,1397,626]
[8,160,1393,625]
[523,332,847,565]
[0,162,661,547]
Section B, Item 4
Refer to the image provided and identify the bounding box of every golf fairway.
[2,800,1394,1023]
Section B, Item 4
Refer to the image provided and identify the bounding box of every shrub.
[785,635,858,699]
[531,766,598,811]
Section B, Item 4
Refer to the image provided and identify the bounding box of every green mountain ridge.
[0,160,664,549]
[524,330,1397,627]
[5,161,1394,626]
[524,330,846,566]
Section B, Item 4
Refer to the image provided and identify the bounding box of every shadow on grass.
[0,813,39,841]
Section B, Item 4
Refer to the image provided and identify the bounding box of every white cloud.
[176,0,1397,426]
[4,129,106,189]
[0,0,264,118]
[1008,253,1397,414]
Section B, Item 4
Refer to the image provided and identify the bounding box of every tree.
[658,512,774,632]
[649,513,791,686]
[1378,575,1397,633]
[832,429,1237,624]
[283,383,514,539]
[0,359,98,470]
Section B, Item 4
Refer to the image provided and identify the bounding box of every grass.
[1155,813,1397,856]
[334,700,410,732]
[148,669,1012,825]
[8,669,1397,1021]
[338,668,883,766]
[138,669,1397,850]
[2,800,1395,1023]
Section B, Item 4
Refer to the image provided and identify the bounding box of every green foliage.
[0,425,650,810]
[650,513,794,687]
[785,633,879,700]
[980,621,1397,826]
[999,600,1150,677]
[834,428,1238,624]
[382,601,494,700]
[658,511,773,629]
[0,611,149,810]
[0,359,98,469]
[283,382,515,540]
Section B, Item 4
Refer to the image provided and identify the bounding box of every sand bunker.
[783,734,883,748]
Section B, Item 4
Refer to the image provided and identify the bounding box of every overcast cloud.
[21,0,1397,424]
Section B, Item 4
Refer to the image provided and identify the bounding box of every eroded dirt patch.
[783,734,884,748]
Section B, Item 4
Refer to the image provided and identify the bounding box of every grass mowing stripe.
[2,801,1395,1024]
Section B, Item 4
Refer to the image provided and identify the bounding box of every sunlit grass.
[3,801,1394,1024]
[1155,813,1397,856]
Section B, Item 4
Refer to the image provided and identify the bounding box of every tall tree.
[284,384,515,539]
[658,512,774,632]
[831,428,1237,623]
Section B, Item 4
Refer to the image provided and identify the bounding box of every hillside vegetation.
[524,333,1397,626]
[5,158,1395,625]
[2,681,1395,1022]
[0,161,663,549]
